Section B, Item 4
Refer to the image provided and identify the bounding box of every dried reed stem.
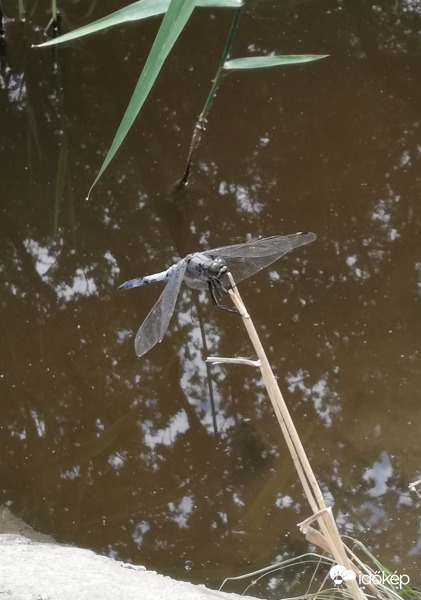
[211,273,366,600]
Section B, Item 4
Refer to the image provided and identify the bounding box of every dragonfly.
[119,232,316,358]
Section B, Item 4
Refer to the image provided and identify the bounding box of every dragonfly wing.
[134,260,188,358]
[207,232,316,284]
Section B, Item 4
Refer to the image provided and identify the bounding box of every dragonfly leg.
[207,280,238,314]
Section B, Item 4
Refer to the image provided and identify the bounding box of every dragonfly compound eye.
[207,257,228,279]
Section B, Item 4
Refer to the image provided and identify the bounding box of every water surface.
[1,1,421,596]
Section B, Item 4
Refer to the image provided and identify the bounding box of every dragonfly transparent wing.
[134,259,188,358]
[205,232,316,284]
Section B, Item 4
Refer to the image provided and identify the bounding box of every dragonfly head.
[207,257,228,281]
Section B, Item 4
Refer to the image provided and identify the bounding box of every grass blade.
[34,0,172,47]
[34,0,242,48]
[223,54,329,70]
[87,0,196,197]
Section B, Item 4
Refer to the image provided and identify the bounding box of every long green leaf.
[87,0,196,197]
[223,54,328,70]
[34,0,170,47]
[34,0,242,48]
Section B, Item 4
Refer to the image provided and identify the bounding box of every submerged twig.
[44,0,61,37]
[194,296,219,436]
[18,0,25,22]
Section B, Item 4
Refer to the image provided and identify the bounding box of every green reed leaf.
[223,54,329,70]
[34,0,242,47]
[88,0,197,196]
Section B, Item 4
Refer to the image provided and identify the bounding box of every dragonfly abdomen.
[118,266,174,290]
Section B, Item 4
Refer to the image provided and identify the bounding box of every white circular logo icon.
[329,565,356,586]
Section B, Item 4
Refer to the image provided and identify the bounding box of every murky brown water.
[1,0,421,596]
